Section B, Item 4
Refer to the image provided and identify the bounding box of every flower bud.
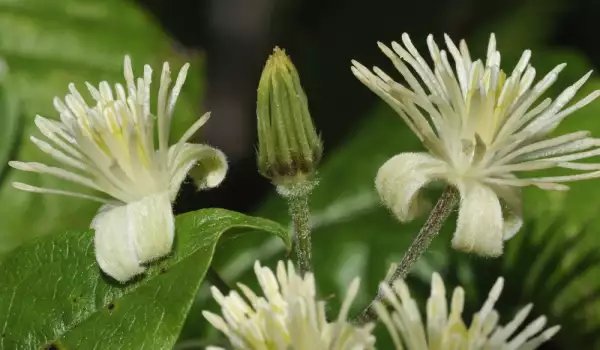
[256,47,322,188]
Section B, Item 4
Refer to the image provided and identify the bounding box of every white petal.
[168,143,228,200]
[128,192,175,263]
[92,204,145,283]
[91,192,174,282]
[375,152,447,222]
[486,182,523,240]
[452,182,504,256]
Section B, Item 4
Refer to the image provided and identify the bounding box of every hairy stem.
[357,185,459,323]
[288,193,312,276]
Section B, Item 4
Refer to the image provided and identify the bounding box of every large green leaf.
[0,0,205,254]
[0,208,290,349]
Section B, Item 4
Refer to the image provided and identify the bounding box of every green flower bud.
[256,47,323,189]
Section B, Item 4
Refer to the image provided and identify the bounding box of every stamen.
[495,131,590,164]
[378,42,430,98]
[123,55,136,93]
[488,304,533,343]
[157,61,172,154]
[485,160,557,174]
[552,89,600,120]
[167,64,190,118]
[527,171,600,183]
[484,177,569,190]
[558,162,600,170]
[30,136,88,171]
[393,38,446,99]
[85,82,103,103]
[9,161,100,191]
[506,316,547,348]
[95,84,109,104]
[34,116,80,155]
[11,182,111,204]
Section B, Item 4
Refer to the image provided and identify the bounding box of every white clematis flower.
[376,273,560,350]
[203,260,376,350]
[352,33,600,256]
[9,56,227,282]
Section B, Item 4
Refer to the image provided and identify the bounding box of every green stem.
[288,192,312,276]
[357,185,459,323]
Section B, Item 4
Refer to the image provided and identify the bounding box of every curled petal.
[168,143,228,200]
[452,182,504,257]
[91,192,174,282]
[375,152,446,222]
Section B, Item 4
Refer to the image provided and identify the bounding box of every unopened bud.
[256,47,322,190]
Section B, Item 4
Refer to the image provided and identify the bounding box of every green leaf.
[0,0,206,254]
[0,208,289,349]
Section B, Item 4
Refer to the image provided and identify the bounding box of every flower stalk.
[286,186,313,275]
[256,47,322,276]
[358,185,459,323]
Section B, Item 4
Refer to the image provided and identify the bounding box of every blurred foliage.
[0,208,288,349]
[0,0,205,255]
[0,64,20,187]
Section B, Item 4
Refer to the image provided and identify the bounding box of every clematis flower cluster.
[203,260,376,350]
[352,33,600,256]
[375,273,560,349]
[9,56,227,282]
[203,260,559,349]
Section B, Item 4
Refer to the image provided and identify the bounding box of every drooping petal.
[486,181,524,240]
[168,142,228,200]
[91,192,175,282]
[127,192,175,263]
[452,182,504,256]
[375,152,447,222]
[92,204,145,283]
